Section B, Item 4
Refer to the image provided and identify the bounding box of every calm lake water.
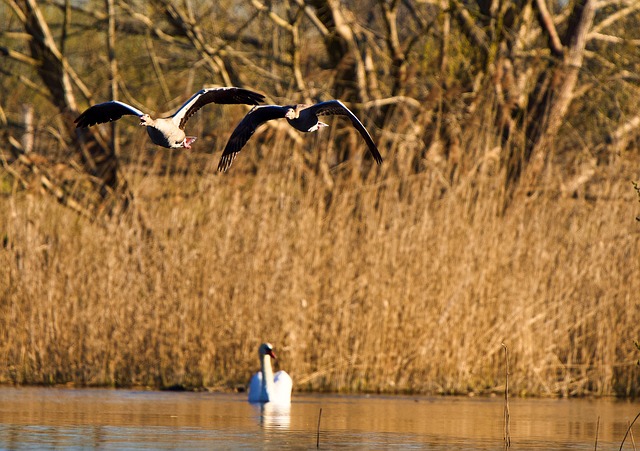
[0,387,638,449]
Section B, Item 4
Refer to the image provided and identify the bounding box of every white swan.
[248,343,292,404]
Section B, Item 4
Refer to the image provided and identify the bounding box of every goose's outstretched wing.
[172,87,266,130]
[74,101,145,128]
[308,100,383,164]
[217,105,289,172]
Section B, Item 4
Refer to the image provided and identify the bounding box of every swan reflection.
[253,402,291,430]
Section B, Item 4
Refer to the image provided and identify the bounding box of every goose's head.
[284,107,298,120]
[259,343,277,360]
[139,114,152,126]
[182,137,197,149]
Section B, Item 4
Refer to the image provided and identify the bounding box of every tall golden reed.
[1,124,639,397]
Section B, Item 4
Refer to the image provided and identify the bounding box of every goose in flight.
[248,343,292,404]
[75,87,265,149]
[217,100,383,171]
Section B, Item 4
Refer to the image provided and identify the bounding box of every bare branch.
[0,104,7,127]
[0,67,52,99]
[59,0,71,54]
[439,0,450,76]
[401,0,429,30]
[2,140,99,221]
[289,6,307,94]
[313,0,369,102]
[363,95,422,109]
[5,0,27,23]
[144,35,171,103]
[44,0,107,21]
[587,32,640,46]
[0,46,42,66]
[14,0,94,107]
[105,0,120,156]
[609,115,640,148]
[116,0,178,44]
[450,0,489,49]
[252,0,293,31]
[380,0,407,95]
[158,0,233,85]
[590,2,640,35]
[565,0,597,66]
[521,0,597,188]
[534,0,564,57]
[293,0,329,37]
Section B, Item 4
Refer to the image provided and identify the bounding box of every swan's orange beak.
[267,349,277,360]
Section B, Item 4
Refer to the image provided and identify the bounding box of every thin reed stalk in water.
[317,407,323,448]
[619,411,640,451]
[502,343,511,449]
[594,416,599,451]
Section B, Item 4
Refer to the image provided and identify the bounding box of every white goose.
[74,87,265,149]
[248,343,293,404]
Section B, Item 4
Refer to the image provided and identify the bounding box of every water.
[0,387,638,449]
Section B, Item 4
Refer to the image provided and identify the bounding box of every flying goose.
[75,87,265,149]
[217,100,383,172]
[248,343,293,404]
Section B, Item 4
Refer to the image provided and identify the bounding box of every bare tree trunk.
[380,0,406,97]
[9,0,133,214]
[106,0,120,157]
[516,0,596,192]
[306,0,368,103]
[449,0,597,200]
[289,7,307,94]
[439,0,450,78]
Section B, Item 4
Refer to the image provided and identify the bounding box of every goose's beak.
[183,137,197,149]
[267,350,277,360]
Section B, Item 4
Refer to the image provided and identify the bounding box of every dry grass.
[1,131,639,397]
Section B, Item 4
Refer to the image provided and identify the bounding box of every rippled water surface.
[0,387,638,449]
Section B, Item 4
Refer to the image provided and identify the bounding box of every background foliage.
[1,0,639,396]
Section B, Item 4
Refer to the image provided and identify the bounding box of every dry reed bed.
[1,155,639,396]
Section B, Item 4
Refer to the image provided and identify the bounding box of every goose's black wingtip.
[248,92,266,105]
[217,154,237,172]
[370,150,383,165]
[230,87,266,106]
[74,117,87,128]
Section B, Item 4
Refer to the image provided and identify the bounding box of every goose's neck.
[261,354,275,401]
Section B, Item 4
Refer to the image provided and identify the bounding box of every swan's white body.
[248,343,292,404]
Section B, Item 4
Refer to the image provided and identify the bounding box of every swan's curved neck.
[260,354,275,401]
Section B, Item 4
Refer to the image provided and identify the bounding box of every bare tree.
[2,0,134,216]
[1,0,639,204]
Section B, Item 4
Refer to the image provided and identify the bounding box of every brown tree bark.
[7,0,134,215]
[513,0,596,193]
[305,0,369,103]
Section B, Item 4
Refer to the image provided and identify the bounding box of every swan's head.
[139,114,152,126]
[259,343,277,360]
